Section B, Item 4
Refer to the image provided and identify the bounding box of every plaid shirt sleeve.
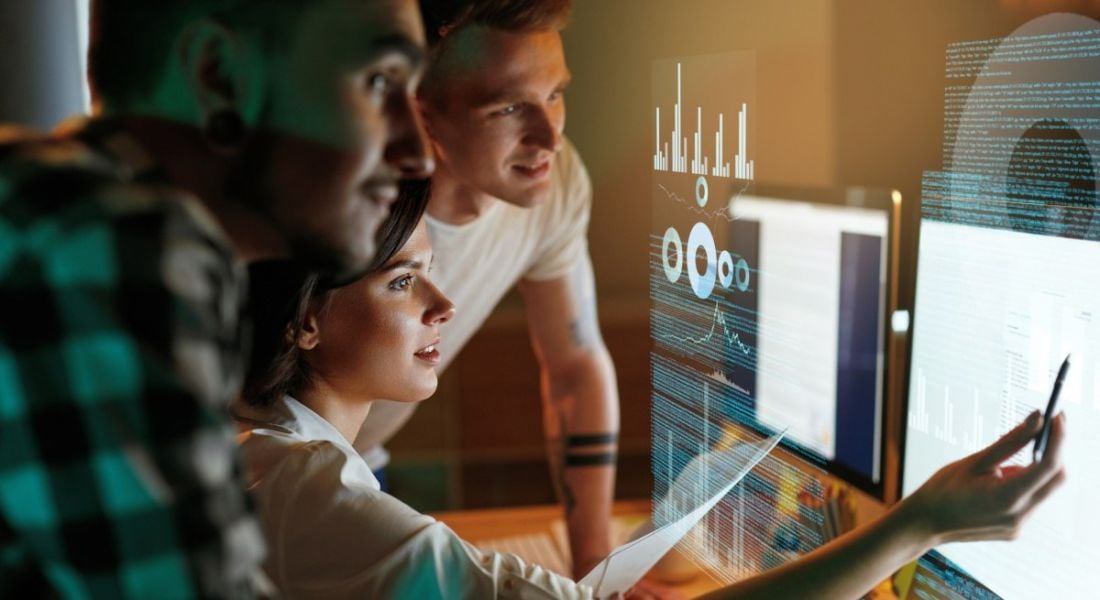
[0,140,264,598]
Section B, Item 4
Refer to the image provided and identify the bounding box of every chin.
[404,374,439,403]
[411,383,438,402]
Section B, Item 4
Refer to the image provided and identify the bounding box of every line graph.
[658,182,749,221]
[658,301,753,356]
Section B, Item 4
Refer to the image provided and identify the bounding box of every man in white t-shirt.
[354,0,628,586]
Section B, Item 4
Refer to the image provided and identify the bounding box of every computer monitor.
[901,171,1100,598]
[722,184,900,498]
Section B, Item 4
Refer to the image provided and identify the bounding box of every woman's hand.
[901,410,1067,546]
[696,410,1067,600]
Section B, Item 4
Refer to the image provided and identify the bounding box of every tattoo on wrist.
[565,451,617,467]
[566,432,619,447]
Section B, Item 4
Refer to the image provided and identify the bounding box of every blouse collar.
[233,395,352,452]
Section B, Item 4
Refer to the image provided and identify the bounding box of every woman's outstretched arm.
[697,411,1066,600]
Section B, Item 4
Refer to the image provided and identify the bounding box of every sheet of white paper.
[579,430,785,598]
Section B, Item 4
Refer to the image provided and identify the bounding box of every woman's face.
[303,221,454,403]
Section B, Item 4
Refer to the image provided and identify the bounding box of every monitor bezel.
[727,182,902,502]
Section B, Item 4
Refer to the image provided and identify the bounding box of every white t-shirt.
[233,396,594,600]
[358,138,593,468]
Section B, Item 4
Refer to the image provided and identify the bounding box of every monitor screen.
[726,191,890,492]
[901,175,1100,598]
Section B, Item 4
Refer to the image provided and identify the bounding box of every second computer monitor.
[900,171,1100,599]
[725,185,898,497]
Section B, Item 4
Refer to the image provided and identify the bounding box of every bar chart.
[909,368,989,453]
[653,61,755,180]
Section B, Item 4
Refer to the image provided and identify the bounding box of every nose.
[522,105,564,154]
[423,283,455,326]
[385,90,435,179]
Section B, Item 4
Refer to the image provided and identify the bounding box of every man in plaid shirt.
[0,0,433,596]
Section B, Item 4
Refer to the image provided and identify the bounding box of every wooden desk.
[434,499,902,600]
[433,499,724,598]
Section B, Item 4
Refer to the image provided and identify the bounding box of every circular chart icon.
[696,176,709,207]
[662,226,684,283]
[687,222,718,299]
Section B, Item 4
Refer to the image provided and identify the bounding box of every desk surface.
[433,499,902,600]
[433,499,724,598]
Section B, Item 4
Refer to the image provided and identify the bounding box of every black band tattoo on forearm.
[566,432,619,447]
[564,451,617,467]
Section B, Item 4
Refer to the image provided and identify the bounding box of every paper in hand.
[578,430,785,598]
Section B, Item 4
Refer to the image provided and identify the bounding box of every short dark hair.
[419,0,572,46]
[242,178,432,407]
[89,0,290,108]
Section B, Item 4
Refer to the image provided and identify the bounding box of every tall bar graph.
[908,368,931,434]
[735,103,753,179]
[910,367,990,452]
[961,389,985,454]
[933,387,957,445]
[653,62,754,180]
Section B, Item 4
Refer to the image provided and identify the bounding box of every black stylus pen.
[1033,353,1072,462]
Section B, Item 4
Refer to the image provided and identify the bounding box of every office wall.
[0,1,88,131]
[564,0,838,304]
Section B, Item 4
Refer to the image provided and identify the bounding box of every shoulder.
[0,134,233,267]
[241,434,378,522]
[241,431,443,587]
[241,431,390,510]
[0,133,239,306]
[2,134,154,223]
[240,428,346,484]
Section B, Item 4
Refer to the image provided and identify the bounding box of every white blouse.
[233,396,594,600]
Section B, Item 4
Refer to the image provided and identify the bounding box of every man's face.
[238,0,433,280]
[422,27,570,208]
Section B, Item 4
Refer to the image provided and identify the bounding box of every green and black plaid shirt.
[0,119,264,598]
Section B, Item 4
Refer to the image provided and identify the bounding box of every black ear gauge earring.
[203,109,246,153]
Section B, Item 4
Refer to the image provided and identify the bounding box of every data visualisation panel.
[648,51,894,582]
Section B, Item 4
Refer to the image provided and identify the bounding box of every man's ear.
[176,18,253,123]
[296,314,322,351]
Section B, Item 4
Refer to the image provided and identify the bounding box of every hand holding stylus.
[905,409,1067,545]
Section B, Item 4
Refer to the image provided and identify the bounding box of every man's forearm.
[541,348,620,579]
[560,454,616,578]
